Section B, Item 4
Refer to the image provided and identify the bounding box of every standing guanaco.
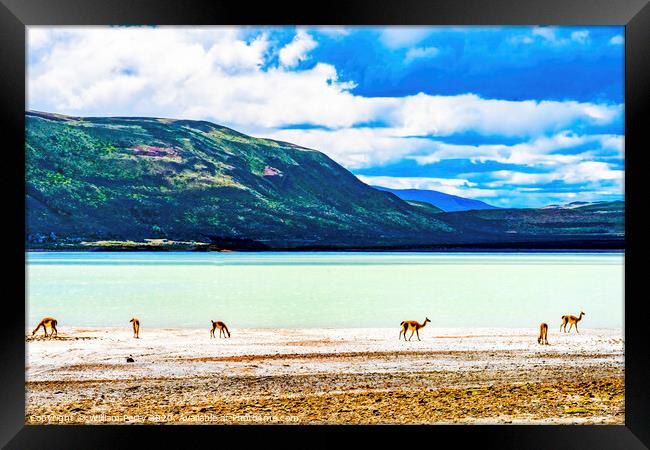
[399,317,431,341]
[560,311,585,333]
[210,320,231,338]
[538,322,549,345]
[130,318,140,338]
[32,317,58,338]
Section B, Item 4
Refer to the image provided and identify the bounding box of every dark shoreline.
[26,240,625,253]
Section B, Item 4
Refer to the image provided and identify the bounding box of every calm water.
[26,252,624,329]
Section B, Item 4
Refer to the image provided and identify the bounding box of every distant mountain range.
[541,201,623,210]
[371,186,499,212]
[25,111,624,251]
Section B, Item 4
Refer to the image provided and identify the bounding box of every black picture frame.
[2,0,647,448]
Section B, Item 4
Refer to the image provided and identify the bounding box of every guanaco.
[560,311,585,333]
[32,317,58,338]
[210,320,231,338]
[130,318,140,338]
[399,317,431,341]
[538,322,549,345]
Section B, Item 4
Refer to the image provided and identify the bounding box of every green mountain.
[25,111,454,249]
[25,111,624,250]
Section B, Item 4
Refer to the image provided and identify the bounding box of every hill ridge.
[25,111,624,250]
[25,111,453,248]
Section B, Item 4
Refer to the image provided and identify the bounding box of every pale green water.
[26,252,624,329]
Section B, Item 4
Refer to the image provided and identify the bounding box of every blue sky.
[28,26,624,207]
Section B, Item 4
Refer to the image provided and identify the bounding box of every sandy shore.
[26,327,624,424]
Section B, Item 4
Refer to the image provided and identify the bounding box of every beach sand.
[25,327,624,424]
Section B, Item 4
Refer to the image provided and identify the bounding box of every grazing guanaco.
[560,311,585,334]
[399,317,431,341]
[130,318,140,338]
[210,320,231,338]
[32,317,58,338]
[538,322,549,345]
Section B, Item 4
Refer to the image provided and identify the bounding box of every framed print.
[1,0,648,448]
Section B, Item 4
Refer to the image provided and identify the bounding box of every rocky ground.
[26,327,624,424]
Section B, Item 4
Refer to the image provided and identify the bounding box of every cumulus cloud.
[380,27,433,48]
[27,26,624,206]
[314,27,350,37]
[404,46,439,63]
[509,35,534,45]
[410,132,624,167]
[262,128,434,168]
[28,27,621,140]
[209,33,269,72]
[278,29,318,68]
[28,28,52,49]
[487,161,623,186]
[570,30,590,43]
[515,27,591,46]
[532,27,557,41]
[609,35,624,45]
[28,27,272,115]
[262,128,622,171]
[388,94,620,138]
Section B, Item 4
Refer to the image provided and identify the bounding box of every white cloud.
[571,30,590,43]
[209,33,269,72]
[262,128,623,171]
[262,128,434,168]
[27,27,52,49]
[532,27,557,41]
[609,35,624,45]
[487,161,623,186]
[389,94,621,138]
[29,27,621,137]
[28,27,273,115]
[410,132,624,167]
[509,35,534,45]
[315,27,350,37]
[27,26,623,184]
[380,27,433,48]
[404,46,439,63]
[515,27,590,46]
[278,29,318,68]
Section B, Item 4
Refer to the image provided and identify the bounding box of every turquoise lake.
[26,252,624,329]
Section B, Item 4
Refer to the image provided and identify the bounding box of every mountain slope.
[433,201,624,245]
[403,200,444,214]
[372,186,499,212]
[26,111,454,248]
[25,111,624,250]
